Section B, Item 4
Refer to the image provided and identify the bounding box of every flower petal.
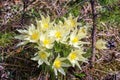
[38,60,43,66]
[31,56,39,61]
[58,68,65,75]
[54,68,58,76]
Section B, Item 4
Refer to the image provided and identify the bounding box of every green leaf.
[74,73,86,78]
[83,48,92,58]
[99,0,119,6]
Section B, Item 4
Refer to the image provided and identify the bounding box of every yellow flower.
[96,39,107,50]
[30,31,39,41]
[68,49,87,69]
[69,52,77,61]
[31,50,50,66]
[63,14,80,30]
[52,55,69,76]
[16,24,40,43]
[53,59,62,69]
[71,36,79,43]
[69,29,90,48]
[37,14,53,31]
[69,29,83,48]
[27,24,40,42]
[39,52,47,59]
[40,32,54,49]
[49,24,69,43]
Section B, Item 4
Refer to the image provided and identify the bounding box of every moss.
[0,32,15,47]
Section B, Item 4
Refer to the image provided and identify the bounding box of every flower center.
[72,37,79,43]
[69,52,77,61]
[31,32,39,41]
[54,59,61,69]
[55,31,61,38]
[44,23,49,28]
[43,39,50,45]
[39,52,47,59]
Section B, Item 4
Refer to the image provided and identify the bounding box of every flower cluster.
[16,14,89,76]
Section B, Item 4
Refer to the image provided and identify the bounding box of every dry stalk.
[90,0,97,68]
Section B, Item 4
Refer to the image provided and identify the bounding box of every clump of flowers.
[16,14,89,76]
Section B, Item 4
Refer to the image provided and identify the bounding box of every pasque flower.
[68,49,87,69]
[63,14,80,30]
[69,29,89,48]
[31,50,50,66]
[40,32,54,49]
[52,55,69,76]
[16,24,40,45]
[49,24,69,43]
[36,14,53,32]
[96,39,107,50]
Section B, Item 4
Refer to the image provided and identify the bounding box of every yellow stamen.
[44,23,49,28]
[31,32,39,41]
[72,37,79,43]
[69,52,77,61]
[43,39,50,45]
[55,32,61,38]
[39,52,47,59]
[54,59,61,69]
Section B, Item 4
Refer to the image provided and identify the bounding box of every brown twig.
[0,63,30,69]
[90,0,97,68]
